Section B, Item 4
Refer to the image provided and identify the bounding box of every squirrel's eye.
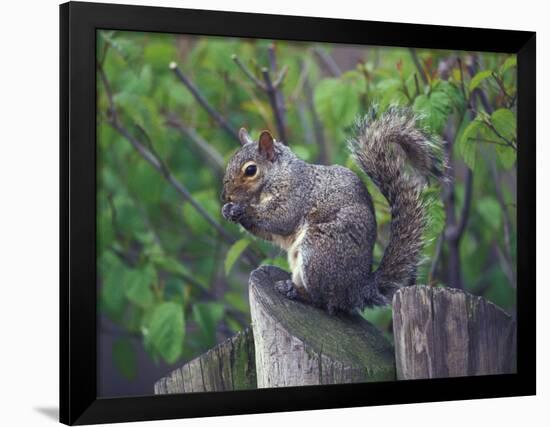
[244,164,257,177]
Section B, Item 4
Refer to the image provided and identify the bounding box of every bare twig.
[232,46,289,144]
[313,47,342,77]
[481,116,517,150]
[291,60,310,101]
[231,54,266,90]
[164,113,225,171]
[266,43,288,142]
[98,64,259,265]
[414,73,421,97]
[303,72,330,164]
[262,66,288,143]
[489,157,516,288]
[474,138,511,147]
[169,62,240,143]
[409,48,428,85]
[428,234,445,285]
[491,71,514,105]
[441,137,464,290]
[457,57,466,100]
[472,87,493,115]
[108,120,234,243]
[446,168,473,241]
[273,65,289,89]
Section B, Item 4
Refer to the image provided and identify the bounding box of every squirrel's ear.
[239,128,253,146]
[258,130,275,161]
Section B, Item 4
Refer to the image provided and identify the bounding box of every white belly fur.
[271,226,308,290]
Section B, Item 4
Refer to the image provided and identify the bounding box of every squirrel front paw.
[222,202,245,223]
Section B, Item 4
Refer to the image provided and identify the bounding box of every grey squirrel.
[221,107,446,314]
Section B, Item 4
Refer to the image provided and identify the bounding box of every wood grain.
[154,327,256,394]
[249,266,396,387]
[392,285,516,380]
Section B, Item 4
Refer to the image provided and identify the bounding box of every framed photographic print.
[60,1,536,424]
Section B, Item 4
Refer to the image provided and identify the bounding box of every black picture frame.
[60,1,536,425]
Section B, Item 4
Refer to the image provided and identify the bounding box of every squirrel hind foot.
[274,279,300,299]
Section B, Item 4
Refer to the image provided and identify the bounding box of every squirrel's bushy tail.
[348,106,446,304]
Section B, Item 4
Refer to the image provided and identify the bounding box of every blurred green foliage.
[97,30,517,380]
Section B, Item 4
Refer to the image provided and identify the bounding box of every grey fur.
[221,107,446,313]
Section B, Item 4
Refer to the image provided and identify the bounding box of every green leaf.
[151,254,189,276]
[436,81,465,113]
[143,42,177,70]
[314,78,359,126]
[224,291,248,313]
[181,190,220,236]
[102,34,142,62]
[97,208,115,253]
[123,265,155,309]
[477,197,501,230]
[163,278,186,303]
[224,239,251,276]
[468,70,492,93]
[412,89,452,133]
[192,302,225,347]
[260,256,289,270]
[121,66,153,96]
[422,186,446,246]
[490,108,516,142]
[148,302,185,364]
[292,145,313,161]
[500,56,517,74]
[112,338,137,380]
[496,144,516,169]
[100,255,130,318]
[457,119,482,170]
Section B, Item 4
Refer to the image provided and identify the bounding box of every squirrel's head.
[221,128,283,205]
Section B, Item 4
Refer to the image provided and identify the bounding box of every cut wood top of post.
[249,265,396,382]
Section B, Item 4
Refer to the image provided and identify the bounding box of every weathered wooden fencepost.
[249,266,396,387]
[155,270,515,393]
[154,327,256,394]
[392,285,516,380]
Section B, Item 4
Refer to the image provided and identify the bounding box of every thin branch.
[409,48,428,85]
[428,234,445,285]
[273,65,289,89]
[164,113,225,171]
[266,43,288,142]
[291,60,310,101]
[98,64,259,265]
[231,54,266,90]
[267,43,278,73]
[414,73,421,97]
[231,47,289,144]
[457,57,466,100]
[489,157,516,288]
[313,47,342,77]
[303,72,329,164]
[482,116,517,150]
[441,136,463,289]
[109,120,234,243]
[472,87,493,115]
[474,138,511,147]
[262,67,288,143]
[446,168,473,241]
[169,62,240,143]
[491,71,514,104]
